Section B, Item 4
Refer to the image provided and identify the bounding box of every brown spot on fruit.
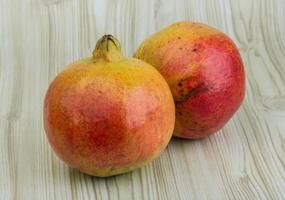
[176,84,209,102]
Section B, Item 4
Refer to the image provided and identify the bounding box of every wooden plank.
[0,0,284,199]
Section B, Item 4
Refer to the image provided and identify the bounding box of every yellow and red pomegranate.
[44,35,175,176]
[135,22,245,139]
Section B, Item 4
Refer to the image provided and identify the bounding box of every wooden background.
[1,0,285,199]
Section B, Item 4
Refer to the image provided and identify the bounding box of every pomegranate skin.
[135,22,245,139]
[44,35,175,176]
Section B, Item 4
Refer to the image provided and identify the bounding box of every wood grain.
[0,0,284,199]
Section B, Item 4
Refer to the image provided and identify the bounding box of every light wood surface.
[1,0,285,199]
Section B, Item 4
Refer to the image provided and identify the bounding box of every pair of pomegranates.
[44,22,245,177]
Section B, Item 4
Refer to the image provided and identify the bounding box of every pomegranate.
[135,22,245,139]
[44,35,175,176]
